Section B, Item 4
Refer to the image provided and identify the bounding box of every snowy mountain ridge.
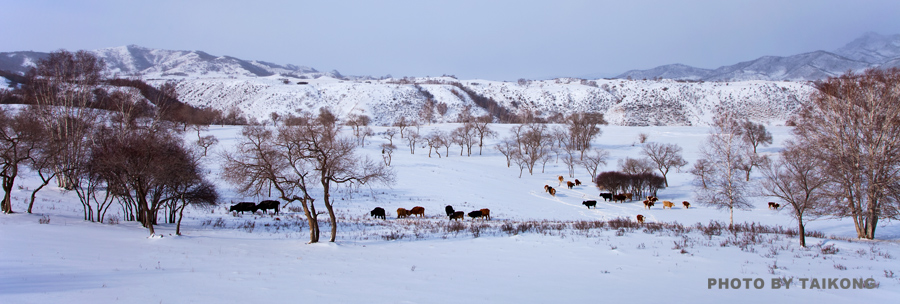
[618,32,900,81]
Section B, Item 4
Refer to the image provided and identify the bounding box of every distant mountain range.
[2,32,898,82]
[616,32,900,81]
[0,45,345,80]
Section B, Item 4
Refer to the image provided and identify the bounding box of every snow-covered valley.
[1,124,898,303]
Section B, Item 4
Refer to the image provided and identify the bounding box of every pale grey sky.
[2,0,899,80]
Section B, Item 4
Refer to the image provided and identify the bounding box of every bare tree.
[196,135,219,157]
[380,143,396,166]
[423,131,445,158]
[690,159,714,189]
[90,127,212,234]
[641,142,688,187]
[222,125,321,242]
[741,120,773,154]
[0,107,43,213]
[758,143,829,247]
[381,128,398,146]
[565,113,605,159]
[471,115,497,155]
[495,138,516,168]
[579,149,610,182]
[345,113,371,146]
[393,116,410,139]
[516,123,552,175]
[24,50,105,190]
[450,124,477,156]
[405,130,420,154]
[792,68,900,239]
[300,118,394,242]
[692,110,753,227]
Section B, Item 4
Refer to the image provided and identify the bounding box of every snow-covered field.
[2,124,899,303]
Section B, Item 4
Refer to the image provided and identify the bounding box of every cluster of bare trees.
[222,110,394,243]
[496,113,609,178]
[777,68,900,241]
[694,69,900,243]
[691,110,770,227]
[0,50,218,235]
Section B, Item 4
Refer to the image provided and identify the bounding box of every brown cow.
[566,181,575,189]
[662,201,674,209]
[682,201,691,209]
[643,200,654,209]
[396,208,409,218]
[544,185,551,193]
[612,194,627,203]
[558,175,564,186]
[409,206,425,218]
[549,187,556,196]
[767,202,780,210]
[574,179,581,186]
[636,214,645,224]
[647,196,658,203]
[624,193,634,201]
[450,211,465,221]
[479,208,491,220]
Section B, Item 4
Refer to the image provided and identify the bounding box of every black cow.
[445,205,456,216]
[450,211,465,221]
[229,202,258,214]
[467,210,483,220]
[599,192,613,202]
[257,200,280,214]
[582,200,597,209]
[370,207,386,220]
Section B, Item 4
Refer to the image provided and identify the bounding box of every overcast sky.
[2,0,899,81]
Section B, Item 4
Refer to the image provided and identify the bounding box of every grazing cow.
[548,187,556,196]
[582,200,597,209]
[623,193,634,201]
[662,201,674,209]
[479,208,491,220]
[370,207,386,220]
[643,200,654,209]
[445,205,456,216]
[396,208,409,218]
[257,200,280,214]
[574,179,581,186]
[409,206,426,218]
[612,194,627,203]
[767,202,781,210]
[566,181,575,189]
[468,210,483,220]
[636,214,645,224]
[558,175,564,186]
[229,202,257,214]
[682,201,691,209]
[599,192,613,202]
[450,211,465,221]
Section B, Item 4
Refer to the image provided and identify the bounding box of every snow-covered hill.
[168,76,814,127]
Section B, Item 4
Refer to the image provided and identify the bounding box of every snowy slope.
[1,123,898,303]
[168,76,814,127]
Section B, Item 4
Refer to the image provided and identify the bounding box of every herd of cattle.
[368,205,492,221]
[226,175,784,225]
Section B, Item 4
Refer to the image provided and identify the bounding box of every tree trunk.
[797,214,806,248]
